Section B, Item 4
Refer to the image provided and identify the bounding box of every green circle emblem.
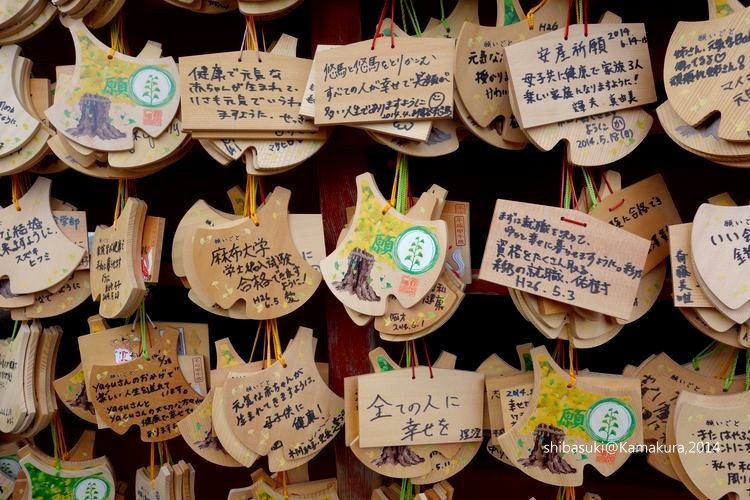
[393,226,439,275]
[585,398,636,444]
[129,66,175,108]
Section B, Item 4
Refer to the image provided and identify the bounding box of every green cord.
[139,300,150,360]
[399,478,412,500]
[50,422,61,473]
[691,341,718,371]
[399,0,421,36]
[395,155,409,214]
[8,320,20,351]
[723,350,739,391]
[581,168,597,209]
[438,0,450,32]
[563,172,573,210]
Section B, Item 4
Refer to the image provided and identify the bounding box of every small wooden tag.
[588,174,681,273]
[53,211,89,271]
[668,223,712,308]
[90,197,147,318]
[357,367,484,447]
[313,38,455,125]
[505,24,656,128]
[479,199,650,319]
[0,321,40,434]
[141,215,165,283]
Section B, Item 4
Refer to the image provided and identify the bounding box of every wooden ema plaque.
[669,223,714,308]
[588,174,681,273]
[223,327,344,472]
[692,203,750,313]
[18,270,91,319]
[177,388,242,468]
[187,187,321,319]
[0,177,84,295]
[46,18,179,152]
[90,197,147,319]
[454,0,568,130]
[19,449,115,500]
[0,321,39,434]
[633,352,743,445]
[354,350,481,484]
[516,12,654,167]
[497,346,643,486]
[357,366,483,448]
[674,391,750,500]
[505,23,657,129]
[312,37,455,126]
[89,328,204,442]
[178,48,316,135]
[0,45,40,157]
[664,4,750,141]
[135,464,171,500]
[320,173,448,316]
[479,199,650,319]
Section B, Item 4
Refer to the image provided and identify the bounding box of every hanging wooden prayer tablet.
[320,174,447,316]
[497,346,643,486]
[312,37,455,126]
[178,49,315,135]
[0,45,40,157]
[186,187,321,319]
[89,328,204,442]
[19,450,115,500]
[454,0,568,130]
[0,321,39,434]
[89,197,147,319]
[0,177,84,295]
[674,391,750,500]
[177,388,242,468]
[223,327,344,472]
[633,352,741,446]
[669,223,713,308]
[505,24,656,129]
[664,5,750,141]
[692,203,750,313]
[479,199,650,319]
[357,366,484,448]
[588,174,681,273]
[46,18,180,152]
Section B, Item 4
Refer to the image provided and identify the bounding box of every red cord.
[559,157,567,208]
[410,341,416,380]
[390,0,395,48]
[564,0,574,39]
[422,339,433,378]
[258,177,266,204]
[560,216,587,227]
[599,167,615,194]
[371,0,390,49]
[583,0,589,36]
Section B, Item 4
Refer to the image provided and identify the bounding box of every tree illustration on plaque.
[518,424,577,474]
[372,446,425,467]
[67,93,126,140]
[334,248,381,302]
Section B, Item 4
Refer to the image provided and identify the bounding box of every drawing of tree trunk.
[518,423,577,474]
[334,248,380,302]
[70,384,95,414]
[372,446,425,467]
[66,93,126,140]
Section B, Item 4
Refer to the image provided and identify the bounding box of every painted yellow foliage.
[523,358,602,441]
[340,183,439,266]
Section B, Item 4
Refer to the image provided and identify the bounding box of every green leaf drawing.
[599,408,621,442]
[142,74,161,105]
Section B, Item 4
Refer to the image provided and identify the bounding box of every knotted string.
[527,0,549,29]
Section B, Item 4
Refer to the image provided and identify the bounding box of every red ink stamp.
[398,276,419,295]
[143,109,163,126]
